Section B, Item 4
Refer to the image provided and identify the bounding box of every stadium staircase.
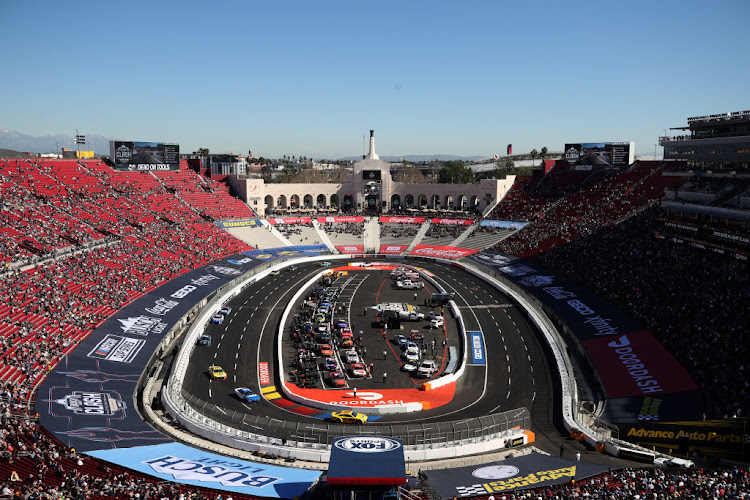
[404,219,431,253]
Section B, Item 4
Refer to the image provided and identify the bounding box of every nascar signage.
[328,436,405,485]
[410,245,479,259]
[88,442,321,498]
[335,245,364,254]
[109,141,180,171]
[379,244,408,255]
[469,332,486,365]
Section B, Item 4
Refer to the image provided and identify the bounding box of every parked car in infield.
[396,280,423,290]
[208,365,227,380]
[323,357,339,371]
[417,359,438,377]
[234,387,260,403]
[403,346,420,362]
[402,360,419,373]
[349,362,368,378]
[330,410,368,424]
[328,371,347,388]
[344,349,359,364]
[428,317,445,329]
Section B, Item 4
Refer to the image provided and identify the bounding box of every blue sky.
[1,0,748,159]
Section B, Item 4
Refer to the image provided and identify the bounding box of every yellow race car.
[208,365,227,380]
[330,410,368,424]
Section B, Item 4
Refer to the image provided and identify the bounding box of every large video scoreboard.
[109,141,180,171]
[563,141,634,169]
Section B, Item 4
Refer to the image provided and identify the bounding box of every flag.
[493,153,498,160]
[507,144,512,155]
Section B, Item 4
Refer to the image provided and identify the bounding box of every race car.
[349,362,368,378]
[323,357,339,371]
[329,372,347,388]
[220,306,232,315]
[330,410,368,424]
[417,359,438,377]
[402,360,419,373]
[429,317,445,329]
[234,387,260,403]
[341,338,354,348]
[344,350,359,364]
[197,334,212,346]
[211,314,224,324]
[208,365,227,380]
[392,334,408,348]
[318,261,332,267]
[403,346,420,362]
[318,344,333,356]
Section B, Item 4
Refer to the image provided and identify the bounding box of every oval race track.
[180,259,565,451]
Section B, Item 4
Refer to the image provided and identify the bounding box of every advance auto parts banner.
[88,442,321,498]
[617,420,748,457]
[425,453,612,498]
[36,255,264,452]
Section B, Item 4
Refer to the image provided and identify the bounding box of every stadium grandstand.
[1,112,749,500]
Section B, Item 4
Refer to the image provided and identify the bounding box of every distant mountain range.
[339,154,485,162]
[0,129,116,155]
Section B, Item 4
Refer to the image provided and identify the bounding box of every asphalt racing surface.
[180,260,612,461]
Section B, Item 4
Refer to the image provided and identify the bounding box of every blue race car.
[211,314,224,324]
[234,387,260,403]
[220,306,232,315]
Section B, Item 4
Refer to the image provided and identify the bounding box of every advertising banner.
[37,255,264,452]
[335,245,364,254]
[317,216,365,223]
[267,217,312,225]
[615,419,748,456]
[410,245,479,259]
[581,331,697,399]
[379,245,409,255]
[88,442,321,498]
[480,220,528,230]
[239,245,331,261]
[327,436,405,486]
[469,331,486,365]
[379,216,426,224]
[424,453,612,498]
[109,141,180,171]
[601,392,703,424]
[215,218,262,228]
[431,218,475,226]
[563,142,634,168]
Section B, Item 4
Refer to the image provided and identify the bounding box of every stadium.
[1,109,749,500]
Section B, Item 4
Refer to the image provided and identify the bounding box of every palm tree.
[540,146,548,162]
[530,149,538,168]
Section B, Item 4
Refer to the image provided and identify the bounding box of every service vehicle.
[234,387,260,403]
[208,365,227,380]
[211,314,224,324]
[427,311,443,321]
[417,359,438,377]
[330,410,368,424]
[197,334,212,346]
[431,292,455,305]
[372,303,425,321]
[396,280,424,290]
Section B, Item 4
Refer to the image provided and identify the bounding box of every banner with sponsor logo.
[615,419,749,457]
[601,392,703,424]
[216,218,263,228]
[239,245,331,261]
[379,216,426,224]
[328,436,405,486]
[317,216,365,223]
[480,220,528,230]
[410,245,479,259]
[335,245,364,254]
[37,254,265,452]
[423,453,612,498]
[431,218,474,226]
[379,245,408,255]
[469,332,486,365]
[88,442,320,498]
[581,331,697,399]
[267,217,312,225]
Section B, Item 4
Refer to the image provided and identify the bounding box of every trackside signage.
[88,442,321,497]
[37,253,265,452]
[328,436,406,485]
[215,218,262,228]
[469,332,486,365]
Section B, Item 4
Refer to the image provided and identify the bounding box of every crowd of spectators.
[380,223,420,239]
[275,222,314,238]
[531,207,750,419]
[424,222,470,240]
[467,465,750,499]
[320,222,364,237]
